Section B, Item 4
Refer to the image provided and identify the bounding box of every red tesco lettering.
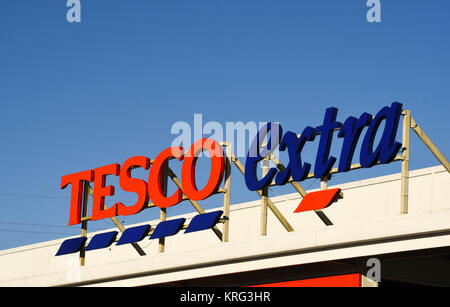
[61,138,224,225]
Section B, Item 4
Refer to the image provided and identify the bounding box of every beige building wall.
[0,165,448,286]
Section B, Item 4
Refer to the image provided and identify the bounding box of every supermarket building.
[0,104,449,287]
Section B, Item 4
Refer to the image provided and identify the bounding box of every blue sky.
[0,0,449,250]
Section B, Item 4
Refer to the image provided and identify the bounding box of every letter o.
[181,138,225,201]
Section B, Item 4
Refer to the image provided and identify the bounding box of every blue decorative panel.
[185,211,223,234]
[150,218,185,239]
[55,237,87,256]
[116,224,151,246]
[85,231,118,251]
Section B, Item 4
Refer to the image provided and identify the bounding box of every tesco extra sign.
[61,102,403,225]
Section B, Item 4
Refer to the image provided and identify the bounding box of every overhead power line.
[0,192,67,200]
[0,229,80,236]
[0,221,104,230]
[0,192,137,203]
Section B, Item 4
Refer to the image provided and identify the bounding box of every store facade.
[0,165,448,287]
[0,104,449,287]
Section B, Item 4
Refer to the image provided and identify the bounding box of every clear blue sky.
[0,0,449,250]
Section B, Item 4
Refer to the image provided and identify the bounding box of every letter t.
[61,170,94,225]
[314,107,342,179]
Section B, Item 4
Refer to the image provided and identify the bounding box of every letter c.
[148,147,184,208]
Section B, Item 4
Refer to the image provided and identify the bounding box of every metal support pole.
[260,158,269,236]
[166,168,223,241]
[401,110,411,214]
[222,143,232,243]
[231,153,294,232]
[271,154,333,226]
[320,177,328,190]
[316,176,334,226]
[87,186,146,256]
[79,181,89,266]
[108,211,147,256]
[270,155,307,196]
[158,163,169,253]
[411,117,450,173]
